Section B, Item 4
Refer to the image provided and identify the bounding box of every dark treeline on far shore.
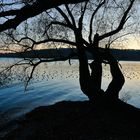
[1,48,140,61]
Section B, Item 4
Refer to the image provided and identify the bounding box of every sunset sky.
[0,0,140,51]
[125,36,140,50]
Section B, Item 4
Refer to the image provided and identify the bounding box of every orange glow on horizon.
[125,36,140,50]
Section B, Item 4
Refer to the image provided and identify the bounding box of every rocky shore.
[2,96,140,140]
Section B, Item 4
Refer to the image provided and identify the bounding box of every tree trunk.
[105,57,125,99]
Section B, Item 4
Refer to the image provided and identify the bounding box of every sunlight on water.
[0,59,140,133]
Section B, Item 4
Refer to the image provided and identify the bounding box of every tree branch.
[88,0,105,43]
[0,0,88,32]
[65,4,76,28]
[78,2,88,31]
[35,38,77,46]
[56,7,72,26]
[98,0,135,40]
[24,52,77,90]
[0,10,19,17]
[48,21,73,30]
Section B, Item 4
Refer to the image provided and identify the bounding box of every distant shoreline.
[1,48,140,61]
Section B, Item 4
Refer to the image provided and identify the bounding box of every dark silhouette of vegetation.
[105,51,125,99]
[1,1,140,139]
[78,44,125,100]
[0,0,136,99]
[0,0,88,32]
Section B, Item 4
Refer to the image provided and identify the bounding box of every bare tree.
[0,0,89,32]
[0,0,136,100]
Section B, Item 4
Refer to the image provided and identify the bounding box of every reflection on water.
[119,62,140,107]
[0,59,140,134]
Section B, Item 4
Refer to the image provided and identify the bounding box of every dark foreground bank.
[2,95,140,140]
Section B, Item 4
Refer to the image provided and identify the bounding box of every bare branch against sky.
[0,0,88,32]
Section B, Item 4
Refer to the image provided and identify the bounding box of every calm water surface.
[0,59,140,136]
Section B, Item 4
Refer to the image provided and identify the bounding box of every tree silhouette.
[0,0,136,100]
[0,0,88,32]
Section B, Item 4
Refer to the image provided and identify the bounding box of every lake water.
[0,59,140,137]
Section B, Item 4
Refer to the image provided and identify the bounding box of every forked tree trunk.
[77,46,125,101]
[105,55,125,99]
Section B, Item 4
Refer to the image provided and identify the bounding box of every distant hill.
[111,49,140,61]
[0,48,140,61]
